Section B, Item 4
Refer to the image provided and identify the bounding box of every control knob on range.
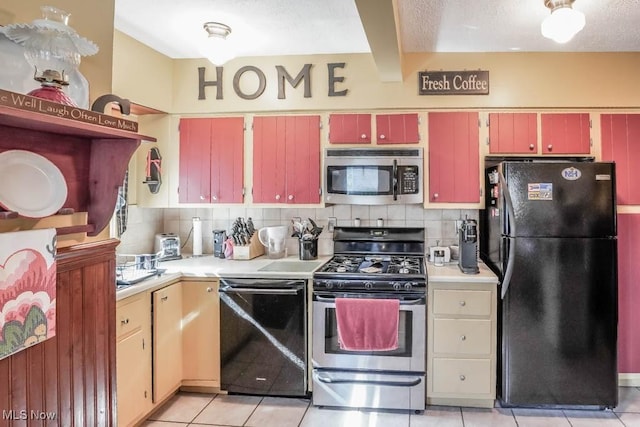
[404,282,415,291]
[364,281,374,290]
[324,281,334,289]
[337,281,345,289]
[392,282,403,291]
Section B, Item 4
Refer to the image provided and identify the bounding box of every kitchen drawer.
[432,358,492,395]
[433,319,492,355]
[116,295,146,339]
[432,289,492,317]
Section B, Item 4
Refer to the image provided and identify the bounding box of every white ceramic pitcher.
[258,225,288,259]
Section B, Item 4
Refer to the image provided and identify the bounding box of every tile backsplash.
[116,205,479,257]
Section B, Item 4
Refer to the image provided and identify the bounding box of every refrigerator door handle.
[499,170,516,299]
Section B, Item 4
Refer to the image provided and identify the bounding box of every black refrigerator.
[480,158,618,409]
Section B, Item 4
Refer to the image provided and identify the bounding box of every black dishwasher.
[219,278,307,397]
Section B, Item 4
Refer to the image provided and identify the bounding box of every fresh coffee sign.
[419,70,489,95]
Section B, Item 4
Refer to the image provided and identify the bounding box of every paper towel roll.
[192,217,202,256]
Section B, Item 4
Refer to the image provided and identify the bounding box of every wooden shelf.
[0,102,156,236]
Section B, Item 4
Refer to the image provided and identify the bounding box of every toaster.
[429,246,451,263]
[154,233,182,261]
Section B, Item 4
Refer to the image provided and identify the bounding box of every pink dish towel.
[335,298,400,351]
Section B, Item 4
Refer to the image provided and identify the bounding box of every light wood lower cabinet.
[116,293,152,427]
[153,282,183,403]
[182,280,220,387]
[427,282,497,408]
[117,279,221,425]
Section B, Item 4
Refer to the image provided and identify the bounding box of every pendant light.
[541,0,585,44]
[200,22,234,65]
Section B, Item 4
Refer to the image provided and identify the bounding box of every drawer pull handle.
[121,318,129,325]
[206,287,213,293]
[459,300,466,307]
[460,375,466,381]
[460,335,466,341]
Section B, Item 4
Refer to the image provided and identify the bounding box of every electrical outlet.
[328,217,337,232]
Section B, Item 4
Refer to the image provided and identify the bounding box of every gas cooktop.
[316,255,424,276]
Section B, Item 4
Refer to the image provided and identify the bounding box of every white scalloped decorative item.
[2,6,98,57]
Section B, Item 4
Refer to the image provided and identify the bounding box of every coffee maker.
[459,218,480,274]
[213,229,227,258]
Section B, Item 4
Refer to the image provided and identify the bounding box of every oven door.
[312,292,425,372]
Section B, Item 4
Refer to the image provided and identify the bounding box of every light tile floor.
[142,387,640,427]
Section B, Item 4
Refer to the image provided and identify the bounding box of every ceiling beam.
[354,0,403,82]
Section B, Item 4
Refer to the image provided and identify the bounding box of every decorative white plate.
[0,150,68,218]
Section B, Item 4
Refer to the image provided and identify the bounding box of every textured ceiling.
[114,0,640,59]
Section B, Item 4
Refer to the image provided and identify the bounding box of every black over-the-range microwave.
[323,148,423,205]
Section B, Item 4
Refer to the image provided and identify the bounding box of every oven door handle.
[219,286,303,295]
[314,295,424,305]
[316,374,422,388]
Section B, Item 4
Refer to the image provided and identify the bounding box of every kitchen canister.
[299,239,318,260]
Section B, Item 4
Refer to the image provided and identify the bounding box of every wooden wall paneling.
[0,239,117,427]
[55,269,73,427]
[42,338,58,426]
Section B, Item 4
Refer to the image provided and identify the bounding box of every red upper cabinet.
[376,113,420,144]
[428,112,480,204]
[617,213,640,373]
[601,114,640,205]
[328,113,371,144]
[488,112,537,154]
[540,113,590,154]
[253,115,321,204]
[179,117,244,204]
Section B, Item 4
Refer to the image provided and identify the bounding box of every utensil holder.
[299,239,318,260]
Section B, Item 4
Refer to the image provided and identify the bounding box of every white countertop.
[116,254,331,301]
[116,255,499,301]
[427,261,499,284]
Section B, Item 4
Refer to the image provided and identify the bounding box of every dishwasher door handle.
[219,286,303,295]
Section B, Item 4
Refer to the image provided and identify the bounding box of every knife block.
[232,233,265,260]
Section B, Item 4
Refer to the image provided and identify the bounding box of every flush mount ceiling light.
[541,0,585,44]
[201,21,234,65]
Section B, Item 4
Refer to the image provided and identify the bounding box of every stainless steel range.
[312,227,426,412]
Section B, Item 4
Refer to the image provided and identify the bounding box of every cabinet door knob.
[200,195,205,200]
[361,133,367,139]
[275,194,281,200]
[460,335,466,341]
[529,144,535,150]
[433,193,439,199]
[121,318,129,325]
[288,194,294,200]
[459,375,466,381]
[459,300,466,306]
[206,287,213,293]
[161,296,168,301]
[547,144,553,151]
[379,134,386,139]
[212,194,218,201]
